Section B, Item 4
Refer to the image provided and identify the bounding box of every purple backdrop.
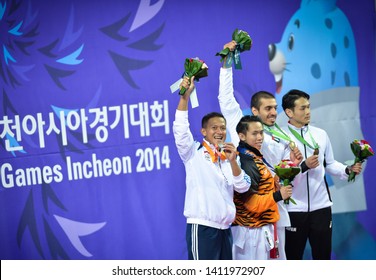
[0,0,375,259]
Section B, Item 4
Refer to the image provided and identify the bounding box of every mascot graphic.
[268,0,372,259]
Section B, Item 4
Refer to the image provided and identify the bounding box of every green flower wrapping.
[216,28,252,69]
[274,166,301,182]
[179,58,208,95]
[274,160,301,205]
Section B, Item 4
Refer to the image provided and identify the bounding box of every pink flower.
[348,139,374,182]
[274,160,301,205]
[278,159,297,168]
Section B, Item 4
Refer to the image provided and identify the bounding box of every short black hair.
[201,112,226,128]
[236,115,263,135]
[250,91,275,110]
[282,89,310,111]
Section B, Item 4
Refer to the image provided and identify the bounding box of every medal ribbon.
[263,123,292,142]
[288,126,319,150]
[202,141,226,163]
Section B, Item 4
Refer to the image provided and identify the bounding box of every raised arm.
[172,76,196,163]
[218,41,243,147]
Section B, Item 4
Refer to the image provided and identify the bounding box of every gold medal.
[314,148,319,155]
[289,141,296,150]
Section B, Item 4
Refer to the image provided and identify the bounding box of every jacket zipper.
[301,128,310,212]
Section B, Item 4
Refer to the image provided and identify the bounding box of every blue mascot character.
[268,0,374,259]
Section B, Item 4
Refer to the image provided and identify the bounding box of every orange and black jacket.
[233,141,283,228]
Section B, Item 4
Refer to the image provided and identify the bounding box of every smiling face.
[201,116,227,146]
[251,97,278,126]
[239,121,264,151]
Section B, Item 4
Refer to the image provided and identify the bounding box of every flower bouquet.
[348,139,374,182]
[216,28,252,69]
[274,160,300,204]
[179,57,208,95]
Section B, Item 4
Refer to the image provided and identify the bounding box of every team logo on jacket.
[204,151,212,162]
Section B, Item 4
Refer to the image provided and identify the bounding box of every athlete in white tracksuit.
[281,89,362,259]
[173,76,251,260]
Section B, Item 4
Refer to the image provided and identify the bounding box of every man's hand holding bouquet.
[216,28,252,69]
[347,139,374,182]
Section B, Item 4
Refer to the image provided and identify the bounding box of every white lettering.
[0,163,64,188]
[66,153,132,181]
[1,163,14,188]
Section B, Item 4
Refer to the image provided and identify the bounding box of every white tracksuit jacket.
[173,109,251,229]
[283,122,348,212]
